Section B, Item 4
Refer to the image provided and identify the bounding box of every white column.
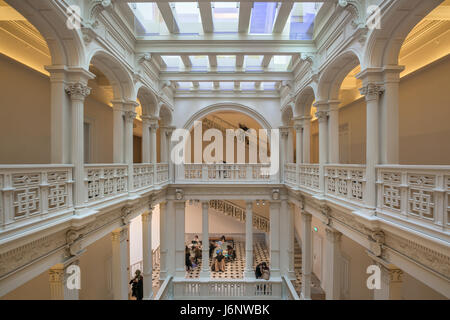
[150,119,159,164]
[294,120,303,165]
[166,200,176,276]
[280,199,294,279]
[175,200,186,278]
[370,254,403,300]
[301,211,312,300]
[111,226,130,300]
[244,200,254,279]
[380,66,404,164]
[287,128,294,163]
[200,201,210,279]
[49,259,80,300]
[324,227,342,300]
[360,83,384,208]
[46,66,70,164]
[65,82,91,210]
[141,117,151,163]
[269,201,281,278]
[315,104,329,193]
[166,127,176,182]
[142,209,153,299]
[328,100,340,164]
[302,116,311,163]
[112,101,125,163]
[124,104,137,192]
[280,127,289,183]
[159,202,168,281]
[160,127,168,163]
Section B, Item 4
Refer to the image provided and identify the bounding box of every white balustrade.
[180,163,275,183]
[84,164,128,203]
[172,279,282,300]
[284,163,298,186]
[133,164,154,190]
[298,164,320,192]
[156,163,169,185]
[325,165,366,204]
[0,165,73,227]
[376,165,450,229]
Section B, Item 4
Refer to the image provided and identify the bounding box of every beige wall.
[1,270,51,300]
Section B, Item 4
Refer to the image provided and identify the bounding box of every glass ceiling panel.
[241,82,255,90]
[244,55,264,71]
[190,55,209,71]
[220,82,234,90]
[177,82,192,90]
[129,2,169,36]
[212,2,239,33]
[269,55,292,71]
[263,82,277,90]
[217,55,236,71]
[249,2,279,34]
[161,56,183,71]
[198,82,213,90]
[282,2,322,40]
[172,2,202,35]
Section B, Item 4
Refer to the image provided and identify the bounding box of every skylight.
[177,82,192,90]
[241,82,255,90]
[190,56,209,71]
[269,55,292,71]
[263,82,277,90]
[161,56,183,71]
[129,2,168,36]
[249,2,278,34]
[220,82,234,90]
[244,55,264,71]
[172,2,202,35]
[198,82,213,90]
[282,2,322,40]
[217,56,236,71]
[212,2,239,33]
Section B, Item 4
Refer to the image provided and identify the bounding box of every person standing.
[129,269,144,300]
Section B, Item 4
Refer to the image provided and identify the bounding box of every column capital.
[315,110,329,123]
[279,126,290,137]
[245,200,253,209]
[65,83,91,100]
[124,110,137,123]
[369,252,403,283]
[111,227,128,243]
[359,83,385,101]
[142,211,153,222]
[325,227,342,243]
[202,200,209,210]
[327,100,341,111]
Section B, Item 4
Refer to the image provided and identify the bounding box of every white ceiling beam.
[238,2,253,33]
[213,81,220,89]
[261,55,273,68]
[125,1,328,3]
[192,81,200,89]
[160,72,293,82]
[208,55,217,68]
[157,2,180,33]
[199,2,214,33]
[272,2,294,33]
[154,54,166,69]
[180,55,192,68]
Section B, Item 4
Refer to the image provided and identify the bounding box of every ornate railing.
[133,164,154,190]
[154,276,173,300]
[130,260,143,278]
[281,276,300,300]
[156,163,169,184]
[325,165,366,204]
[172,279,282,300]
[0,165,73,227]
[84,164,128,203]
[179,163,276,183]
[376,165,450,229]
[298,164,320,192]
[284,163,297,186]
[209,200,270,232]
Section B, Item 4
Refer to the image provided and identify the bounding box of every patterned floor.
[150,239,325,299]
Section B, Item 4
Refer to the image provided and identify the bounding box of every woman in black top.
[129,269,144,300]
[185,246,193,271]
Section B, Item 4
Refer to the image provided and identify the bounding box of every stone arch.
[294,85,316,118]
[136,85,158,117]
[363,0,442,68]
[159,104,173,126]
[87,48,135,101]
[317,49,362,102]
[183,103,272,131]
[281,104,294,126]
[6,0,85,67]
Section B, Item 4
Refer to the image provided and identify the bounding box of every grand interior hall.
[0,0,449,301]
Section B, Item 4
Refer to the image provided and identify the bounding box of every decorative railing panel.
[298,164,320,192]
[284,163,297,186]
[172,279,281,299]
[180,163,275,183]
[0,165,73,227]
[156,163,169,184]
[325,165,366,204]
[209,200,270,232]
[84,164,128,203]
[133,164,154,190]
[376,165,450,228]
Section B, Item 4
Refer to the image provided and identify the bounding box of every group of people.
[184,235,237,273]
